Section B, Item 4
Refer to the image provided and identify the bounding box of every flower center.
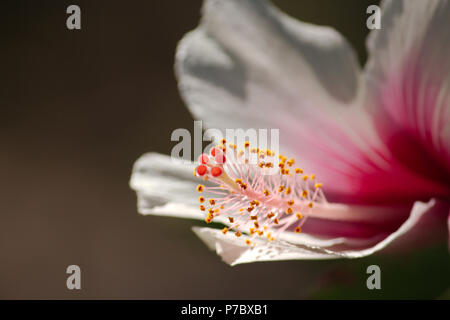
[195,140,325,246]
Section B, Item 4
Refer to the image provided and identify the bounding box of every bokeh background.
[2,0,449,299]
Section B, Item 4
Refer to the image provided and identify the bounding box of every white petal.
[175,0,403,201]
[175,0,365,134]
[193,227,343,265]
[177,0,362,122]
[130,152,204,219]
[193,199,448,265]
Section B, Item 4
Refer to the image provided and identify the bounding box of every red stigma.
[211,166,223,177]
[198,154,209,164]
[210,147,222,157]
[196,165,208,176]
[215,154,226,164]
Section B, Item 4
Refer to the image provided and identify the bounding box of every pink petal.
[365,0,450,201]
[176,0,450,206]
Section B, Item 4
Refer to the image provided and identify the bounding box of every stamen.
[193,142,326,245]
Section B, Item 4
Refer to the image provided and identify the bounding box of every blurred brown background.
[0,0,394,299]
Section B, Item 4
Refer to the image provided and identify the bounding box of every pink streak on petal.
[365,57,450,204]
[291,112,450,206]
[302,217,394,239]
[301,203,409,239]
[305,199,449,251]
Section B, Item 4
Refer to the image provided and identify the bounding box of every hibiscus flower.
[130,0,450,265]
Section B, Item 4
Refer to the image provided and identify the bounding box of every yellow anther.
[285,187,291,195]
[286,207,293,215]
[269,237,274,242]
[221,138,226,145]
[274,218,279,224]
[222,227,228,234]
[278,162,285,169]
[266,232,272,239]
[254,221,259,228]
[249,228,255,235]
[308,202,314,208]
[235,231,242,237]
[258,162,264,168]
[209,199,216,205]
[287,200,294,206]
[198,196,205,203]
[258,230,264,236]
[199,205,205,211]
[244,141,250,148]
[205,217,212,223]
[314,183,323,189]
[267,212,275,219]
[250,147,257,153]
[245,240,251,245]
[237,150,244,157]
[296,213,303,219]
[247,206,254,212]
[295,168,303,174]
[278,185,285,192]
[287,158,295,166]
[265,162,273,168]
[250,215,258,220]
[214,209,220,213]
[263,189,270,196]
[220,205,224,209]
[196,184,204,192]
[302,175,308,181]
[228,143,237,150]
[295,227,301,233]
[302,190,308,198]
[310,174,315,180]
